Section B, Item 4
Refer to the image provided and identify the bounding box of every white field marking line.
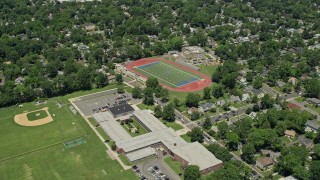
[135,67,178,87]
[159,61,201,79]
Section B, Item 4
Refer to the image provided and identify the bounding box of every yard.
[163,157,183,176]
[180,134,191,143]
[161,119,183,131]
[121,119,148,137]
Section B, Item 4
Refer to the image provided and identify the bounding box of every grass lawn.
[134,60,202,88]
[121,119,148,137]
[163,157,183,176]
[306,104,320,114]
[161,120,183,131]
[88,117,98,126]
[137,103,155,111]
[180,134,191,143]
[118,154,131,166]
[197,65,218,76]
[96,126,110,142]
[295,96,306,103]
[26,110,48,121]
[0,85,137,180]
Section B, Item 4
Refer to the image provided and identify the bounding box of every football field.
[134,61,202,88]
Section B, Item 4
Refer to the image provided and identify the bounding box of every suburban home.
[298,136,314,149]
[284,130,296,138]
[279,176,298,180]
[241,93,250,102]
[260,149,281,162]
[251,88,265,98]
[199,103,215,112]
[248,112,257,119]
[229,96,241,103]
[216,100,226,107]
[239,77,248,86]
[273,104,282,111]
[188,107,199,115]
[306,98,320,106]
[288,77,297,86]
[305,120,320,133]
[256,157,274,170]
[14,76,25,85]
[276,80,286,87]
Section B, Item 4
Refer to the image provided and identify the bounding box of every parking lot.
[73,89,132,116]
[135,157,180,180]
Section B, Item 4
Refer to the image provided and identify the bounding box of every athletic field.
[127,58,211,92]
[134,61,202,88]
[0,84,136,180]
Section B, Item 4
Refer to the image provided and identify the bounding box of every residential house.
[216,100,226,107]
[15,76,25,85]
[242,93,250,102]
[248,112,257,119]
[279,176,298,180]
[306,98,320,106]
[273,104,282,111]
[277,81,286,88]
[199,103,215,112]
[256,157,274,170]
[305,120,320,133]
[298,136,314,149]
[251,88,265,98]
[288,77,297,86]
[83,23,96,31]
[239,78,248,86]
[188,107,199,115]
[260,149,281,162]
[229,96,241,103]
[284,130,296,138]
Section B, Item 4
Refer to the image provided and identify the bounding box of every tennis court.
[134,61,202,88]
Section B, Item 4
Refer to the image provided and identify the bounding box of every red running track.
[126,58,211,92]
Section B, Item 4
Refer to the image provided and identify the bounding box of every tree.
[184,165,200,180]
[154,105,162,118]
[116,74,123,84]
[132,87,143,99]
[146,77,159,90]
[191,111,200,120]
[185,93,201,107]
[95,72,108,88]
[206,144,232,162]
[241,143,256,164]
[117,86,124,94]
[217,121,229,139]
[304,78,320,98]
[203,87,211,99]
[188,127,204,143]
[260,94,274,109]
[221,73,237,89]
[173,98,180,107]
[253,76,263,89]
[143,88,154,105]
[162,103,175,122]
[203,117,212,130]
[226,132,240,150]
[160,88,169,102]
[310,160,320,180]
[212,84,224,98]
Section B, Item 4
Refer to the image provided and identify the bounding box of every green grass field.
[134,61,202,88]
[26,110,48,121]
[163,157,183,176]
[0,84,137,180]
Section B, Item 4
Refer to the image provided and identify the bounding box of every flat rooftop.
[126,147,156,162]
[108,104,134,116]
[133,110,167,132]
[117,128,187,153]
[171,142,222,171]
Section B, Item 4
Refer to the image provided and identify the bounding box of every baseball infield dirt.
[14,107,53,126]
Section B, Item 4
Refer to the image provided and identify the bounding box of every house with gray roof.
[306,98,320,106]
[216,100,226,106]
[199,103,215,112]
[305,120,320,133]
